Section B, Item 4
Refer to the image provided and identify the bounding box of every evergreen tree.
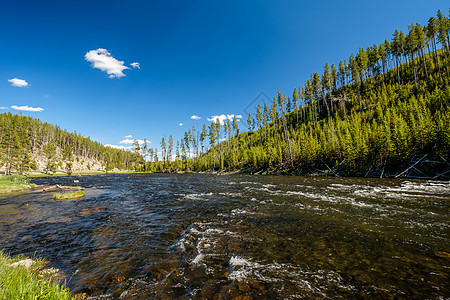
[62,143,73,175]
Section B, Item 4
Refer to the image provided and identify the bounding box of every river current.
[0,174,449,298]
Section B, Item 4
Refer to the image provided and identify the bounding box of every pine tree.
[62,143,73,175]
[168,135,174,163]
[427,17,441,78]
[415,23,429,78]
[160,136,166,168]
[44,143,57,173]
[201,124,207,153]
[437,10,450,76]
[209,121,218,169]
[293,88,299,124]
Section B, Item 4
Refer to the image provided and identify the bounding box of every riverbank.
[0,173,90,195]
[26,170,135,177]
[149,162,450,180]
[0,250,73,299]
[0,175,33,194]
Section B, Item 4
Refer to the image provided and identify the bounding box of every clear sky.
[1,0,448,149]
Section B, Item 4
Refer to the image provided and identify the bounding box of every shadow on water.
[0,174,449,298]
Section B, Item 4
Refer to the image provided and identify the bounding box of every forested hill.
[144,10,450,179]
[0,113,142,175]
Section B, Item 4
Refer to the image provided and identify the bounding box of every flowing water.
[0,174,449,299]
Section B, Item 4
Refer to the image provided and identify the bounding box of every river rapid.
[0,174,449,299]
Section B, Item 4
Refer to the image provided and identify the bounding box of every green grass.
[53,190,85,200]
[0,175,31,194]
[0,250,73,299]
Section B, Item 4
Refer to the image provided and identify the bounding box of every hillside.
[0,113,142,175]
[144,11,450,179]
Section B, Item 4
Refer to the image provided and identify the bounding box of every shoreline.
[1,165,447,197]
[134,167,450,180]
[0,250,74,299]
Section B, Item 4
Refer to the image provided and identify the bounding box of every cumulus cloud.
[11,105,44,112]
[85,48,129,78]
[207,114,242,125]
[119,138,150,145]
[179,123,183,126]
[0,107,7,110]
[105,144,132,150]
[130,62,140,69]
[8,78,29,87]
[190,115,201,120]
[106,137,150,150]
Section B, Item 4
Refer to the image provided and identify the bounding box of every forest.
[0,113,141,175]
[141,10,450,178]
[1,10,449,178]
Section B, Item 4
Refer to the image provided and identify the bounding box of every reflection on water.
[0,174,449,298]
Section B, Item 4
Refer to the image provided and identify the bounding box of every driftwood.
[434,169,450,179]
[325,164,339,176]
[364,165,372,178]
[35,185,85,192]
[313,168,328,176]
[395,154,428,178]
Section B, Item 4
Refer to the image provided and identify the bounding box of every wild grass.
[0,250,72,299]
[53,190,85,200]
[0,175,31,194]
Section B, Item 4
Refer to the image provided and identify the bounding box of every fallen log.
[34,185,85,192]
[395,154,427,178]
[56,184,84,190]
[433,169,450,179]
[325,164,339,177]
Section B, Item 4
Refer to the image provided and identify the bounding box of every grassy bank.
[0,250,72,299]
[0,175,32,194]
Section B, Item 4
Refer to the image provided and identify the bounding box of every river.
[0,174,449,298]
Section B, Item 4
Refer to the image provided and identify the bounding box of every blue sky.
[1,0,448,149]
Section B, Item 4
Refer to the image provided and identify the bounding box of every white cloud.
[85,48,129,78]
[179,123,183,126]
[0,107,7,110]
[8,78,29,87]
[130,62,140,69]
[120,138,136,144]
[124,135,133,138]
[105,144,132,150]
[190,115,201,120]
[119,138,149,145]
[107,137,150,150]
[207,114,242,125]
[11,105,44,112]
